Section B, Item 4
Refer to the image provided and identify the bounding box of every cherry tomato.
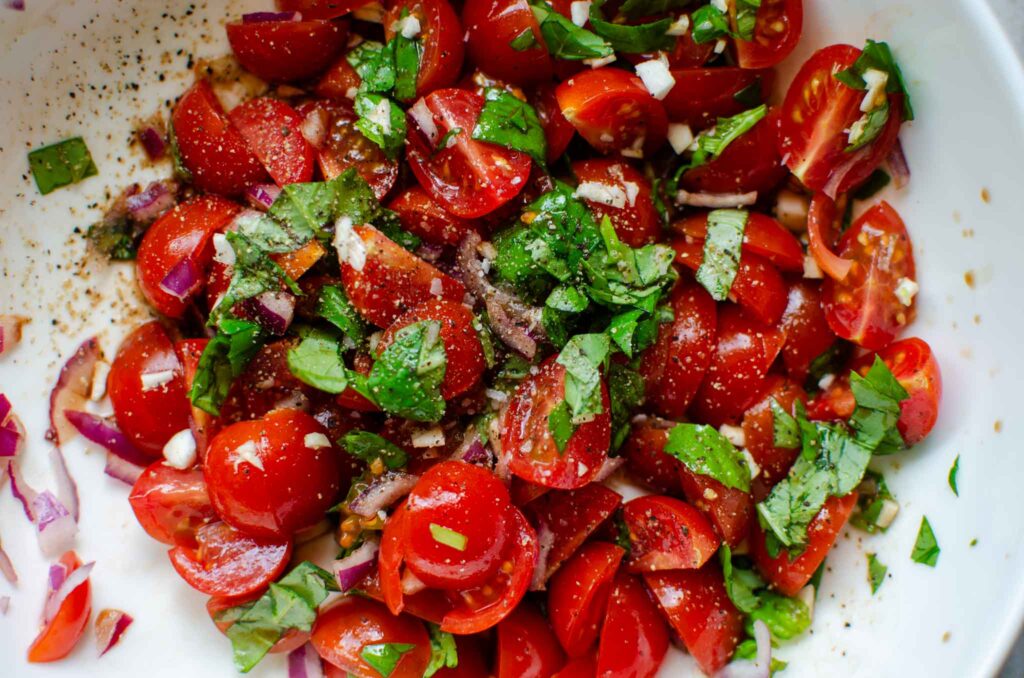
[622,495,719,572]
[315,54,363,100]
[171,81,267,196]
[226,17,347,82]
[312,597,431,678]
[679,108,788,196]
[406,88,532,218]
[387,185,475,247]
[168,521,292,597]
[549,542,624,658]
[751,492,857,596]
[779,280,838,382]
[821,201,916,351]
[673,210,804,272]
[463,0,553,86]
[743,375,807,499]
[385,0,465,98]
[496,603,567,678]
[340,224,466,327]
[644,565,744,676]
[596,574,669,678]
[129,462,217,547]
[677,468,753,548]
[136,195,241,317]
[731,0,803,69]
[532,83,576,163]
[277,0,372,19]
[207,594,309,654]
[175,339,220,457]
[778,44,904,197]
[554,652,598,678]
[662,68,774,130]
[504,357,612,489]
[622,419,685,495]
[228,97,315,186]
[108,322,191,457]
[433,635,491,677]
[572,158,660,247]
[27,551,92,663]
[204,409,343,539]
[556,68,668,158]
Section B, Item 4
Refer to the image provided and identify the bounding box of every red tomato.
[312,597,431,678]
[572,158,660,247]
[532,83,576,163]
[387,185,475,247]
[204,409,343,539]
[731,0,803,69]
[821,201,916,351]
[672,239,788,327]
[219,339,320,423]
[549,542,624,658]
[751,492,857,596]
[554,652,598,678]
[778,44,904,197]
[779,280,838,381]
[662,68,774,130]
[136,195,241,317]
[673,211,804,272]
[433,635,491,677]
[496,604,567,678]
[108,322,191,456]
[556,68,668,158]
[679,108,788,196]
[622,419,685,495]
[385,0,465,97]
[677,468,754,548]
[689,305,786,426]
[175,339,219,457]
[171,81,267,195]
[503,357,611,489]
[277,0,371,19]
[743,376,807,499]
[622,495,719,572]
[406,88,532,218]
[168,521,292,597]
[315,54,362,100]
[596,574,669,678]
[207,594,309,654]
[463,0,553,86]
[27,551,92,663]
[129,462,217,547]
[228,97,315,186]
[226,18,347,82]
[644,565,744,676]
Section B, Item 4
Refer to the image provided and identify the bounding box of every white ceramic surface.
[2,0,1024,676]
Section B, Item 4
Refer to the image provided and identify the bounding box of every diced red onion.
[288,643,324,678]
[332,540,379,592]
[0,393,10,422]
[300,108,329,148]
[348,472,419,518]
[0,315,28,356]
[34,491,77,558]
[243,11,300,23]
[125,180,175,222]
[460,440,490,465]
[4,0,25,10]
[244,291,296,336]
[104,452,144,485]
[50,447,80,522]
[529,518,556,591]
[594,455,626,483]
[159,257,202,301]
[245,183,282,211]
[0,538,17,584]
[43,560,93,625]
[95,608,134,657]
[715,620,770,678]
[48,337,103,445]
[49,561,69,591]
[65,410,151,466]
[138,127,167,160]
[887,139,911,189]
[676,189,758,208]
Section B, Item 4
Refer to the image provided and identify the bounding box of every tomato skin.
[168,521,292,597]
[821,201,916,351]
[732,0,803,69]
[622,420,685,495]
[743,376,807,499]
[644,565,744,676]
[108,322,191,457]
[751,492,857,596]
[387,185,475,247]
[680,108,788,196]
[623,495,720,572]
[218,339,320,424]
[556,68,668,157]
[312,597,431,678]
[277,0,371,19]
[532,84,576,163]
[677,468,754,548]
[554,652,598,678]
[549,542,624,658]
[496,604,567,678]
[504,358,612,489]
[596,574,669,678]
[463,0,553,86]
[137,195,241,317]
[674,211,804,273]
[385,0,465,97]
[315,55,363,100]
[228,97,315,186]
[226,18,347,82]
[27,551,92,663]
[204,409,343,539]
[780,280,838,382]
[129,462,218,547]
[572,158,660,247]
[662,68,774,130]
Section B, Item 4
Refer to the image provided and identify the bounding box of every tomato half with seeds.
[229,97,315,186]
[673,211,804,272]
[679,108,788,196]
[743,375,807,499]
[385,0,465,98]
[662,68,774,130]
[463,0,552,86]
[572,158,660,247]
[27,551,92,663]
[532,83,576,162]
[779,280,838,382]
[312,597,431,678]
[496,604,567,678]
[596,574,669,678]
[129,462,218,547]
[226,17,347,82]
[549,542,624,658]
[731,0,803,69]
[622,419,685,495]
[623,495,720,572]
[168,521,292,597]
[387,185,476,247]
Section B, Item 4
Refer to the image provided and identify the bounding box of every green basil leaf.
[608,362,645,451]
[354,92,407,159]
[318,284,369,346]
[392,11,423,102]
[834,40,914,121]
[86,217,143,260]
[471,88,547,166]
[845,99,891,152]
[911,515,939,566]
[848,356,909,453]
[690,3,731,44]
[189,319,265,416]
[28,136,98,195]
[733,0,762,41]
[340,430,409,469]
[769,397,800,449]
[209,231,300,328]
[852,169,891,201]
[362,643,417,678]
[850,469,898,534]
[529,0,614,60]
[948,455,960,496]
[664,423,751,492]
[348,40,397,93]
[286,327,349,393]
[619,0,692,20]
[695,208,748,301]
[589,0,674,53]
[509,27,539,51]
[557,332,611,423]
[720,545,812,641]
[168,122,193,182]
[368,320,447,422]
[548,400,577,454]
[425,624,459,677]
[866,552,887,594]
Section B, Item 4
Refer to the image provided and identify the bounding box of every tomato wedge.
[277,0,371,19]
[168,521,292,598]
[387,185,476,247]
[27,551,92,663]
[385,0,465,98]
[129,462,217,547]
[731,0,803,69]
[805,192,852,280]
[743,375,807,499]
[228,97,315,186]
[549,542,624,657]
[532,83,576,162]
[679,108,788,196]
[623,495,720,572]
[496,604,567,677]
[596,574,669,678]
[226,17,347,82]
[673,211,804,272]
[176,338,220,456]
[622,419,685,495]
[573,158,660,247]
[779,280,839,382]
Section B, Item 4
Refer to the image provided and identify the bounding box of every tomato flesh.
[129,462,218,547]
[168,521,292,598]
[662,68,774,130]
[463,0,553,86]
[385,0,465,98]
[674,211,804,272]
[622,419,685,495]
[679,108,788,196]
[743,376,807,499]
[226,18,347,82]
[780,280,839,382]
[573,158,660,247]
[387,185,476,247]
[623,495,720,572]
[496,604,567,678]
[732,0,803,69]
[27,551,92,663]
[596,574,669,678]
[229,97,315,186]
[549,542,624,658]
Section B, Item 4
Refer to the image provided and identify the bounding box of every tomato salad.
[4,0,944,675]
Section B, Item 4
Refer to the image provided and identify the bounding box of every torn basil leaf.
[354,92,407,159]
[340,430,409,469]
[664,423,751,492]
[287,327,350,394]
[368,320,447,422]
[189,318,265,417]
[529,0,614,60]
[28,136,98,195]
[910,516,939,566]
[866,552,887,594]
[472,87,547,166]
[695,208,748,301]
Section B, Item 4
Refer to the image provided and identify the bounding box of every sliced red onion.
[0,538,17,584]
[529,518,556,591]
[125,180,175,222]
[34,491,77,558]
[594,455,626,483]
[300,108,329,148]
[247,291,296,336]
[50,447,80,522]
[66,410,151,466]
[715,620,770,678]
[0,412,24,459]
[138,127,167,160]
[245,183,282,211]
[887,138,911,189]
[9,462,39,521]
[0,596,8,614]
[332,540,379,592]
[159,257,202,301]
[676,189,758,208]
[43,560,94,625]
[459,440,490,465]
[348,472,419,518]
[49,561,69,591]
[0,314,29,356]
[243,11,300,23]
[48,337,102,445]
[822,144,873,200]
[104,452,144,485]
[95,608,134,657]
[288,643,324,678]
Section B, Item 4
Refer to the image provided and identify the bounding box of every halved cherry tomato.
[677,467,754,548]
[662,68,774,130]
[549,542,624,658]
[168,521,292,597]
[743,375,807,499]
[312,597,431,678]
[821,200,916,351]
[129,462,217,547]
[229,97,315,186]
[596,574,669,678]
[679,108,788,196]
[463,0,553,86]
[315,54,363,100]
[504,357,611,489]
[731,0,803,69]
[751,492,857,596]
[204,409,343,539]
[622,419,685,495]
[175,339,219,457]
[496,603,567,677]
[673,211,804,272]
[623,495,719,572]
[206,594,309,654]
[556,68,668,158]
[378,299,486,399]
[136,195,241,317]
[779,280,838,382]
[226,18,347,82]
[689,305,786,427]
[778,44,903,196]
[171,81,267,196]
[108,322,191,456]
[385,0,465,98]
[27,551,92,663]
[805,192,852,280]
[644,565,744,676]
[387,185,475,247]
[406,88,532,218]
[277,0,372,19]
[572,158,659,247]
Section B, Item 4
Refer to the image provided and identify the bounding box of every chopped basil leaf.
[846,99,890,151]
[557,332,611,423]
[28,137,98,195]
[696,208,748,301]
[769,398,800,449]
[392,14,423,102]
[509,27,539,51]
[584,217,677,313]
[287,327,350,393]
[720,545,812,641]
[472,315,498,369]
[425,625,459,677]
[690,3,731,44]
[189,319,265,416]
[362,643,417,678]
[834,40,914,121]
[613,509,633,555]
[608,308,660,357]
[233,211,310,256]
[848,356,909,453]
[548,399,577,454]
[805,340,852,392]
[208,231,300,328]
[376,212,423,252]
[608,362,645,451]
[167,122,192,182]
[866,552,887,594]
[733,78,766,108]
[472,88,547,166]
[341,430,409,469]
[348,40,398,93]
[852,169,891,201]
[265,171,379,248]
[588,0,674,53]
[318,284,369,346]
[911,515,939,567]
[670,105,768,192]
[529,0,614,60]
[664,423,751,492]
[368,320,447,422]
[948,455,960,496]
[618,0,691,19]
[430,523,468,551]
[354,92,407,159]
[733,0,762,41]
[850,469,898,534]
[86,217,144,260]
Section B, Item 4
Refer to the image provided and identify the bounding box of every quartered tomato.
[108,321,191,456]
[779,280,839,382]
[228,97,315,186]
[679,108,788,196]
[385,0,465,97]
[677,466,754,548]
[433,635,491,677]
[622,419,685,495]
[463,0,553,86]
[503,357,612,489]
[622,495,720,572]
[312,597,431,678]
[821,200,916,351]
[496,604,567,678]
[27,551,92,663]
[277,0,372,19]
[556,68,668,158]
[315,54,363,100]
[674,211,804,272]
[129,462,217,547]
[406,88,532,218]
[226,17,347,82]
[549,542,624,658]
[340,224,466,328]
[731,0,803,69]
[175,339,219,456]
[168,521,292,597]
[532,83,576,162]
[743,375,807,499]
[572,158,660,247]
[662,68,774,130]
[387,185,475,247]
[596,574,669,678]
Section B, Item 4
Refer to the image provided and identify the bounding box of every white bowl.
[2,0,1024,676]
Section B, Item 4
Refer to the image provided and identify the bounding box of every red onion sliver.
[243,11,300,23]
[95,608,134,657]
[332,540,379,592]
[159,256,202,300]
[0,315,29,356]
[245,183,282,211]
[529,517,556,591]
[34,491,77,558]
[0,537,17,584]
[715,619,770,678]
[0,394,10,422]
[243,291,296,336]
[594,455,626,483]
[48,337,102,445]
[104,452,144,485]
[348,472,419,518]
[49,562,68,592]
[43,561,94,625]
[887,138,911,189]
[65,410,151,466]
[126,180,175,222]
[50,447,80,522]
[3,0,25,11]
[288,643,324,678]
[138,127,167,160]
[9,462,39,521]
[676,189,758,208]
[0,416,23,459]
